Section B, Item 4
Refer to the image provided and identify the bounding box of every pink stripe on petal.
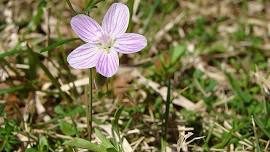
[96,50,119,77]
[71,14,102,42]
[67,43,99,69]
[102,3,129,37]
[114,33,147,54]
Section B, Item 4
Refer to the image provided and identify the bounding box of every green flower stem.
[65,0,77,15]
[86,68,93,141]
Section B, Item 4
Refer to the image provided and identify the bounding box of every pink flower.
[67,3,147,77]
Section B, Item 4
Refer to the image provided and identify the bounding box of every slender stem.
[162,79,171,151]
[65,0,77,15]
[86,68,93,141]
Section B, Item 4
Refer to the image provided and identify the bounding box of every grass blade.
[0,43,26,59]
[64,138,106,152]
[39,38,79,53]
[27,0,47,31]
[254,117,270,139]
[84,0,105,12]
[95,129,114,149]
[226,73,251,103]
[0,85,25,95]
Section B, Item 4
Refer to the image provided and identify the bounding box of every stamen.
[99,34,115,53]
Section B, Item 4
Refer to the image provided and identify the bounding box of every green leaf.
[67,106,84,117]
[64,138,106,152]
[95,129,114,148]
[170,44,185,65]
[59,121,76,136]
[39,38,79,53]
[54,105,65,116]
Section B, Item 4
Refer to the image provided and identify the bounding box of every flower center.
[99,34,114,53]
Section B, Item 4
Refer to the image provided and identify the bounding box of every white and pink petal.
[67,43,99,69]
[96,49,119,77]
[114,33,147,54]
[71,14,103,43]
[102,3,130,38]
